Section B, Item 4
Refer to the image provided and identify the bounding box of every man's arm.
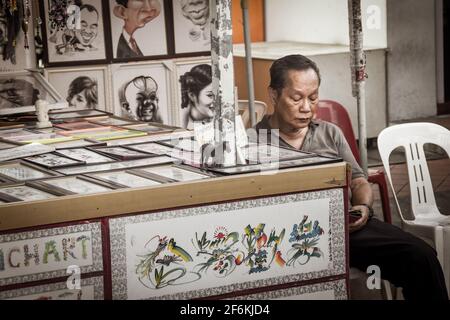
[349,177,373,232]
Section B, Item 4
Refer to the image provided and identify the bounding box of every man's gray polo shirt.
[254,115,366,180]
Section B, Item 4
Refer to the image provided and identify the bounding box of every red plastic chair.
[316,100,392,224]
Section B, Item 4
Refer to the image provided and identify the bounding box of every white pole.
[241,0,257,127]
[348,0,368,174]
[210,0,236,167]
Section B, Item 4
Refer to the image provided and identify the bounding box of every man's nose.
[299,99,311,113]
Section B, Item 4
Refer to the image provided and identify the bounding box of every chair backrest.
[377,122,450,222]
[238,100,267,129]
[316,100,361,164]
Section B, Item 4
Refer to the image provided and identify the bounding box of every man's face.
[270,69,320,130]
[0,79,37,109]
[180,0,209,26]
[75,8,99,46]
[121,0,161,33]
[125,79,159,122]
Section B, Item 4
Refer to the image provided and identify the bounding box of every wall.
[387,0,437,121]
[264,0,387,48]
[232,0,265,43]
[234,49,387,138]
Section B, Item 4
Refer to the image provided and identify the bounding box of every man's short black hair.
[269,54,321,94]
[115,0,128,7]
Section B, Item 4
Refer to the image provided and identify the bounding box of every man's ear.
[113,5,127,19]
[268,87,278,106]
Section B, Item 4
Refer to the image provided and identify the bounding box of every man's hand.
[349,204,370,233]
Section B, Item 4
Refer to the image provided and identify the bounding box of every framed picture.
[49,108,110,120]
[41,0,109,66]
[86,115,138,127]
[172,0,211,54]
[243,143,316,164]
[4,132,78,145]
[0,160,60,182]
[45,65,112,112]
[134,163,212,182]
[54,121,106,131]
[108,0,169,62]
[24,152,86,169]
[172,57,212,128]
[49,138,106,149]
[0,128,38,138]
[0,184,59,203]
[111,61,173,126]
[206,155,343,175]
[55,155,175,175]
[85,169,163,189]
[157,138,198,152]
[56,148,115,164]
[89,146,155,160]
[126,142,175,155]
[0,70,68,115]
[120,123,173,134]
[30,176,115,196]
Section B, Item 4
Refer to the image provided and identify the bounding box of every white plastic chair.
[238,100,267,128]
[377,122,450,293]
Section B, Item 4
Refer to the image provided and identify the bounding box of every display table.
[0,161,349,300]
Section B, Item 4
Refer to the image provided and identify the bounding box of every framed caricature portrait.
[41,0,108,66]
[45,65,112,112]
[111,61,173,125]
[0,70,67,115]
[172,0,211,54]
[171,56,212,128]
[108,0,168,62]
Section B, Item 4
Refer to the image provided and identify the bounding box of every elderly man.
[254,54,448,300]
[113,0,161,58]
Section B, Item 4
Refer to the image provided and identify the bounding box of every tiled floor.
[349,116,450,299]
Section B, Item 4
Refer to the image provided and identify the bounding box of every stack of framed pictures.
[133,164,213,183]
[0,184,60,203]
[89,146,156,161]
[0,161,60,183]
[56,148,116,165]
[24,153,86,169]
[54,156,175,176]
[84,170,164,189]
[29,176,116,196]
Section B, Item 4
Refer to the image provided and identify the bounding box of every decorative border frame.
[230,278,347,300]
[0,276,104,300]
[109,189,345,300]
[44,65,113,113]
[0,222,103,287]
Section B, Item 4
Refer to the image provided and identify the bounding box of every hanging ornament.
[22,0,31,49]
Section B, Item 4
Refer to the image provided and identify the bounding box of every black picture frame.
[107,0,172,63]
[40,0,112,67]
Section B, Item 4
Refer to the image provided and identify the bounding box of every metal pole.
[348,0,368,174]
[241,0,257,127]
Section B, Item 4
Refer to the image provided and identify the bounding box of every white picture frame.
[0,70,68,115]
[108,0,168,61]
[111,60,173,126]
[171,56,212,128]
[45,65,112,112]
[172,0,211,54]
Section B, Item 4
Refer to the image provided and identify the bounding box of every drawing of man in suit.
[113,0,162,59]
